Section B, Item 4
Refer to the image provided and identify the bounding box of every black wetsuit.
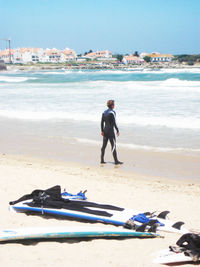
[101,108,119,163]
[176,233,200,259]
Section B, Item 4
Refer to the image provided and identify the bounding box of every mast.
[0,38,12,63]
[8,38,11,63]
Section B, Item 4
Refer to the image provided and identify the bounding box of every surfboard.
[9,199,188,234]
[0,226,158,242]
[153,249,199,264]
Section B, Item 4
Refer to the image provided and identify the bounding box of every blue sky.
[0,0,199,54]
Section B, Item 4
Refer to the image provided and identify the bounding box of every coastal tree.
[112,54,124,62]
[174,54,200,64]
[143,56,151,63]
[116,54,123,62]
[134,51,139,57]
[84,50,93,56]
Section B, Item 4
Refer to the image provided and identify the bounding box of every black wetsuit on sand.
[176,233,200,258]
[101,108,119,163]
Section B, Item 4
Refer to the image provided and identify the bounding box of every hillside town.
[0,47,174,64]
[0,47,199,71]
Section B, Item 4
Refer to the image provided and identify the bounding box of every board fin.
[136,223,148,232]
[172,221,184,230]
[148,220,157,226]
[157,211,170,219]
[148,223,158,233]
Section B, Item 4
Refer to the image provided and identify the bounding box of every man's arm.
[110,111,119,135]
[101,113,104,136]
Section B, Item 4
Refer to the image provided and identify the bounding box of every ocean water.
[0,68,200,155]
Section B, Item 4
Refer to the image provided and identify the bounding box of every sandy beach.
[0,67,200,266]
[0,153,200,267]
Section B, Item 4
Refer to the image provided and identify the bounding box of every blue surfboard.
[0,226,158,242]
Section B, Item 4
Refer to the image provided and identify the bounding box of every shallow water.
[0,68,200,155]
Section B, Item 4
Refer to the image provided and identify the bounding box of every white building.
[13,48,44,64]
[61,48,77,62]
[146,53,174,62]
[84,50,112,60]
[0,49,15,63]
[44,48,61,63]
[122,55,144,64]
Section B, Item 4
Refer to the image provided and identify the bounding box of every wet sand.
[0,118,200,181]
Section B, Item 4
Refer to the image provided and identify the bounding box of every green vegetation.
[143,56,151,63]
[174,54,200,65]
[112,54,124,62]
[134,51,139,57]
[84,49,93,56]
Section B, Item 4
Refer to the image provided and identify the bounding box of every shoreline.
[4,62,200,72]
[0,117,199,182]
[2,152,200,186]
[0,153,200,267]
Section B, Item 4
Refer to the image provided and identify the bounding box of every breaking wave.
[0,76,37,83]
[0,109,199,130]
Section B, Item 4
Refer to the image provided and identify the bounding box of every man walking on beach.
[101,100,123,165]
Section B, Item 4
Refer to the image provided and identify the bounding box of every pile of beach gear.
[0,185,199,265]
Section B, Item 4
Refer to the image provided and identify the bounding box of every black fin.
[172,221,185,230]
[157,211,170,219]
[136,223,148,232]
[148,223,158,233]
[148,219,157,226]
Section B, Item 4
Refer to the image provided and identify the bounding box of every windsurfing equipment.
[9,186,188,234]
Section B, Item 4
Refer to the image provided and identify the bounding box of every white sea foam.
[83,79,200,95]
[69,68,200,75]
[0,110,99,122]
[0,71,199,132]
[75,137,200,153]
[0,69,199,153]
[154,68,200,74]
[27,68,200,76]
[133,68,200,74]
[119,115,200,130]
[40,71,74,75]
[0,76,37,82]
[72,68,200,75]
[160,78,200,87]
[86,78,200,87]
[0,109,199,130]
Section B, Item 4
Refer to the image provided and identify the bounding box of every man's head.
[107,100,115,109]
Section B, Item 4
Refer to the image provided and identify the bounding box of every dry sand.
[0,154,200,267]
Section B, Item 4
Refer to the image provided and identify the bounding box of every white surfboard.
[154,249,199,264]
[9,200,188,234]
[0,226,158,242]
